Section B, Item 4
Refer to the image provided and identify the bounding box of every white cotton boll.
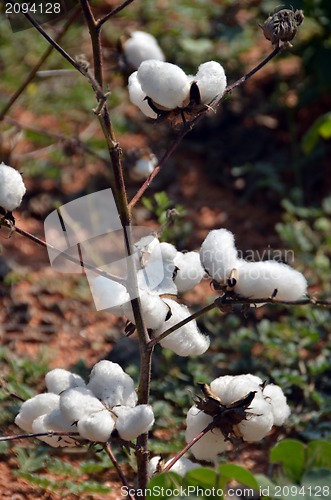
[113,404,155,441]
[137,60,190,109]
[45,369,85,395]
[130,154,158,181]
[185,406,227,461]
[174,251,205,292]
[156,298,210,356]
[238,396,274,442]
[128,72,157,119]
[123,290,169,330]
[87,360,137,408]
[91,276,130,314]
[123,31,165,69]
[195,61,227,104]
[0,162,26,211]
[60,387,105,423]
[15,393,60,433]
[200,229,238,283]
[263,384,291,426]
[165,456,199,476]
[77,409,115,442]
[234,261,307,300]
[148,456,163,477]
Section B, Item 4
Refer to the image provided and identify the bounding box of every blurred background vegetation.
[0,0,330,496]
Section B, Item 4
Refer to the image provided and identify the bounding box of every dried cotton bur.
[186,374,291,461]
[260,8,304,48]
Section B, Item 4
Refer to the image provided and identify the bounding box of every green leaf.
[270,439,306,483]
[307,441,331,470]
[302,112,331,154]
[218,463,260,490]
[185,467,218,489]
[147,472,183,500]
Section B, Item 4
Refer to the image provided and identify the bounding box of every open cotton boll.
[195,61,227,104]
[128,72,157,119]
[130,154,158,181]
[263,384,291,426]
[91,276,130,314]
[77,409,115,442]
[45,369,85,395]
[123,31,165,69]
[87,360,137,408]
[210,373,263,404]
[123,290,169,330]
[0,162,26,211]
[113,404,155,441]
[15,393,60,433]
[234,261,307,300]
[137,60,190,110]
[164,456,199,476]
[174,251,205,292]
[155,298,210,356]
[185,406,227,461]
[237,397,274,442]
[60,387,105,423]
[32,414,76,447]
[200,228,238,283]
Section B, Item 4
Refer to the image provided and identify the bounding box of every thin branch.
[128,124,192,209]
[97,0,136,29]
[150,293,331,347]
[105,442,135,500]
[162,420,215,473]
[224,45,281,95]
[149,301,218,348]
[0,6,80,121]
[0,211,126,285]
[16,4,84,75]
[0,431,79,443]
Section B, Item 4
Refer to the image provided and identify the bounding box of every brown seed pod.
[260,9,304,47]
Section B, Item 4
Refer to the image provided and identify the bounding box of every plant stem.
[105,443,136,500]
[78,2,151,492]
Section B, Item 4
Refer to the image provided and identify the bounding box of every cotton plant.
[128,60,227,122]
[1,2,314,496]
[185,374,291,462]
[15,361,154,447]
